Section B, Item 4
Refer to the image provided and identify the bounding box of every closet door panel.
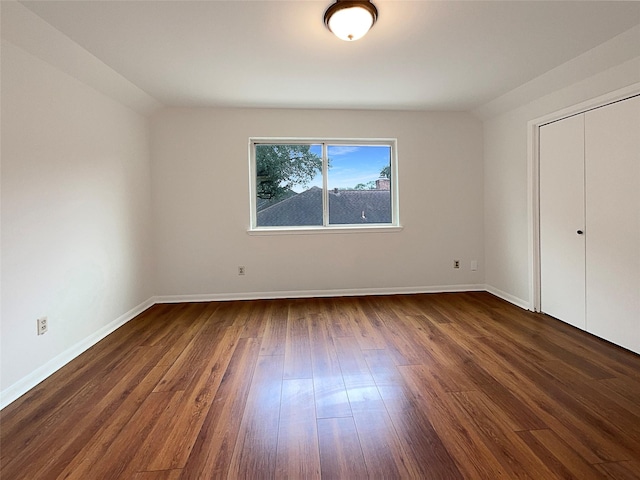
[540,114,586,329]
[585,96,640,354]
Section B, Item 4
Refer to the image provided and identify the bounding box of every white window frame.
[248,138,401,235]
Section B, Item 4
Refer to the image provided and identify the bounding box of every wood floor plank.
[404,313,471,365]
[179,337,261,480]
[228,354,284,478]
[136,303,195,346]
[356,296,413,355]
[470,295,626,373]
[0,309,162,447]
[3,292,640,480]
[308,312,352,419]
[597,376,640,418]
[317,417,368,479]
[120,392,190,478]
[143,325,243,471]
[348,385,422,478]
[384,366,480,479]
[460,339,613,463]
[275,379,321,479]
[449,390,557,479]
[512,308,640,382]
[1,348,169,480]
[410,294,457,324]
[334,336,376,389]
[362,348,405,386]
[379,381,509,479]
[236,299,269,339]
[131,470,182,480]
[476,336,639,462]
[326,296,358,338]
[152,303,219,367]
[422,319,548,431]
[453,329,631,464]
[152,304,226,392]
[516,429,602,480]
[260,300,289,356]
[60,390,181,480]
[478,301,619,381]
[340,299,387,350]
[283,300,313,379]
[596,459,640,479]
[539,359,640,443]
[363,296,435,366]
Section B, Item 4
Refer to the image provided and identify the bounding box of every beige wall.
[151,108,484,299]
[1,41,154,403]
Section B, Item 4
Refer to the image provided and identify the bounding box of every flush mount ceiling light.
[324,0,378,41]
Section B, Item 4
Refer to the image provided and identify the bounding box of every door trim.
[527,83,640,312]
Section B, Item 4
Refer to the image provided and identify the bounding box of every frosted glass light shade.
[324,1,378,41]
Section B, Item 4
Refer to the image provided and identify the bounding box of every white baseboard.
[2,283,528,410]
[483,284,531,311]
[0,297,155,410]
[153,284,487,304]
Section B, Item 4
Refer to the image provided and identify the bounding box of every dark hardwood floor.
[2,292,640,479]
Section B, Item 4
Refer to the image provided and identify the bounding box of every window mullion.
[322,143,329,226]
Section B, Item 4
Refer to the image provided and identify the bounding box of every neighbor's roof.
[257,187,391,226]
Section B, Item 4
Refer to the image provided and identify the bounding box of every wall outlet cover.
[37,317,48,335]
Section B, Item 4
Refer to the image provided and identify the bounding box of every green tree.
[354,181,376,190]
[256,145,322,200]
[380,165,391,178]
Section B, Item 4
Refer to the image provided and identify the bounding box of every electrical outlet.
[37,317,48,335]
[453,260,460,269]
[238,266,246,276]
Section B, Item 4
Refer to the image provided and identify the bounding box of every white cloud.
[328,146,360,156]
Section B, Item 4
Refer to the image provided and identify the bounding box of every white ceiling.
[10,0,640,112]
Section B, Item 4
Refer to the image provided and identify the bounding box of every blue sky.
[301,144,391,191]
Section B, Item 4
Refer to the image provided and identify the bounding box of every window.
[250,138,399,232]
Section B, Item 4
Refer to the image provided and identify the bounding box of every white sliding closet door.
[540,114,586,329]
[585,96,640,353]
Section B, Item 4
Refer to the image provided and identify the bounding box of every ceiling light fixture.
[324,0,378,42]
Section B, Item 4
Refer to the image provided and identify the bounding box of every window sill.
[247,225,404,236]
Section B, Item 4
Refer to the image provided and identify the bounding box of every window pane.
[327,145,392,225]
[255,144,323,227]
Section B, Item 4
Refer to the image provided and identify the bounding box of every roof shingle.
[257,187,391,227]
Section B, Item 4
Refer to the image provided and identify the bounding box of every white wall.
[482,55,640,307]
[0,40,154,406]
[152,108,484,299]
